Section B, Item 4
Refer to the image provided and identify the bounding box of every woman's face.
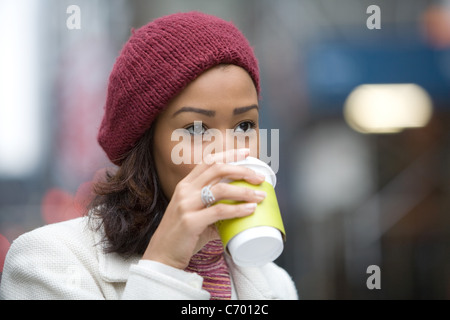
[153,65,259,199]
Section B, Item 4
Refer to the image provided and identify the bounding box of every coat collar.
[98,250,140,282]
[225,255,281,300]
[92,221,140,282]
[93,222,282,299]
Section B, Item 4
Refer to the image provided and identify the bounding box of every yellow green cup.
[215,157,286,267]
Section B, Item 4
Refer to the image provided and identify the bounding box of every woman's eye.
[186,122,207,135]
[234,121,255,133]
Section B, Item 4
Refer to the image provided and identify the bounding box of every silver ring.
[201,185,216,207]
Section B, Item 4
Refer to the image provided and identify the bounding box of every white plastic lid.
[227,226,284,267]
[229,156,276,187]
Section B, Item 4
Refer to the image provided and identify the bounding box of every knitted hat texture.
[98,11,260,165]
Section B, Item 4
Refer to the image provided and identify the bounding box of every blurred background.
[1,0,450,299]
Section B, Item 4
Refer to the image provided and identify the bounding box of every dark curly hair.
[89,126,168,257]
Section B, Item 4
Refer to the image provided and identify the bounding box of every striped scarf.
[185,239,232,300]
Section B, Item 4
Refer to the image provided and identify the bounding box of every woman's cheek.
[250,129,259,158]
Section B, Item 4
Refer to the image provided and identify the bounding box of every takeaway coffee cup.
[215,157,285,267]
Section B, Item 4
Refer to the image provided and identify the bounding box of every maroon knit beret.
[98,11,260,165]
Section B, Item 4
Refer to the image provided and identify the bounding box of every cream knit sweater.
[0,217,298,300]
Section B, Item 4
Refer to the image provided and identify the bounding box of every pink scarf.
[185,239,232,300]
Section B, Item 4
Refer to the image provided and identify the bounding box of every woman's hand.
[142,148,267,270]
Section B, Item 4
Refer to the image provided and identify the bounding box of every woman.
[0,11,297,300]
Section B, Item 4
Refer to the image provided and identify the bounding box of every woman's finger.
[182,148,250,182]
[196,202,258,227]
[210,182,266,203]
[204,147,251,165]
[194,163,265,188]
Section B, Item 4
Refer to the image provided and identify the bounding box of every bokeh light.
[344,84,433,134]
[41,188,83,225]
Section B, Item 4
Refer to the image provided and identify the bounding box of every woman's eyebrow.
[172,106,216,118]
[233,104,259,115]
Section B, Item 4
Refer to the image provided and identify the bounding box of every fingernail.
[238,148,250,156]
[257,173,266,180]
[244,203,257,211]
[254,190,267,199]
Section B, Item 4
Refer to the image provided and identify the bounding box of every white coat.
[0,217,298,300]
